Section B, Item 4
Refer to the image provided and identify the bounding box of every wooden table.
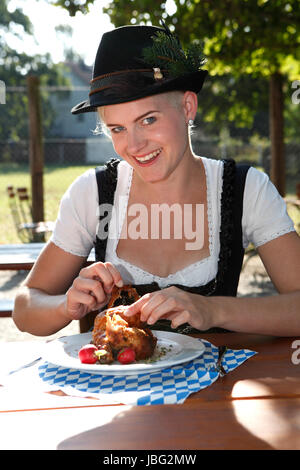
[0,244,47,316]
[0,243,95,271]
[0,243,94,318]
[0,333,299,450]
[0,243,44,271]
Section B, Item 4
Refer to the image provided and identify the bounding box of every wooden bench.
[0,244,95,328]
[0,299,14,318]
[0,243,95,271]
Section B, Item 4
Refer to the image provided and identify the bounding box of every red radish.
[117,348,136,364]
[78,344,98,364]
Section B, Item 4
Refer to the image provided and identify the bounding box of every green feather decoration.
[142,31,206,78]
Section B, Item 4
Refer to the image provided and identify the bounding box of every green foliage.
[101,0,300,80]
[0,0,32,34]
[54,0,300,80]
[0,0,70,142]
[142,30,206,77]
[54,0,300,132]
[49,0,95,16]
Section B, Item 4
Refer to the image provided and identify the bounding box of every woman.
[13,24,300,336]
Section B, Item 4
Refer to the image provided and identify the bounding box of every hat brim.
[71,70,207,115]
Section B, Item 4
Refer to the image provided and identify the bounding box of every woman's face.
[99,91,195,184]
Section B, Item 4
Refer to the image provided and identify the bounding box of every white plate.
[42,331,205,376]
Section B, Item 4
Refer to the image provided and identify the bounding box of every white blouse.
[50,157,295,288]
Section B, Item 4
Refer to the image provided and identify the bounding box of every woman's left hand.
[124,286,217,331]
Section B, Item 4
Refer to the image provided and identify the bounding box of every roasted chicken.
[92,286,157,364]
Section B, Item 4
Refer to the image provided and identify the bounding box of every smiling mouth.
[134,148,162,164]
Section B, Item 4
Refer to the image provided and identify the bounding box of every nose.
[126,128,147,155]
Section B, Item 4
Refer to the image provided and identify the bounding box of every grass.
[0,162,299,245]
[0,163,95,244]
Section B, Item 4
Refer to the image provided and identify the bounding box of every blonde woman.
[13,24,300,337]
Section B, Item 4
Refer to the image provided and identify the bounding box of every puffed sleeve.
[242,167,295,248]
[50,169,98,257]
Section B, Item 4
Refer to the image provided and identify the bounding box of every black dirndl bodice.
[93,158,250,333]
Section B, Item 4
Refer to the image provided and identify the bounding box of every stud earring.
[188,119,194,126]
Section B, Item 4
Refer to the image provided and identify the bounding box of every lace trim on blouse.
[107,158,219,287]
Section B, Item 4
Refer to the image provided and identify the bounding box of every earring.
[188,119,194,126]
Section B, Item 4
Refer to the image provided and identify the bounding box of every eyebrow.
[106,110,159,127]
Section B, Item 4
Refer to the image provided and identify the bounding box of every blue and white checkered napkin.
[38,340,256,406]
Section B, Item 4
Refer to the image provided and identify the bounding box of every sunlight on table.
[232,380,300,450]
[0,405,133,450]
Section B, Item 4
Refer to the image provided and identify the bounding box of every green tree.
[50,0,94,16]
[56,0,300,196]
[0,0,69,143]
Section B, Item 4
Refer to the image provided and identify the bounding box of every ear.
[182,91,198,123]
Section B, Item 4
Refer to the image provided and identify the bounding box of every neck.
[133,151,203,203]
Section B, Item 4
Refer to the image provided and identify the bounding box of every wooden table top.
[0,243,95,270]
[0,243,44,270]
[0,332,299,450]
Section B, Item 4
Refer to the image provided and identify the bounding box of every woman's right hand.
[63,262,123,320]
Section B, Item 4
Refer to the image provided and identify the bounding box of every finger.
[93,262,124,293]
[88,281,109,306]
[145,296,178,325]
[169,310,190,329]
[73,277,107,305]
[81,262,122,294]
[67,290,98,319]
[124,294,152,317]
[103,262,123,288]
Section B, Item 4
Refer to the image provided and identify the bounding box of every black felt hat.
[71,24,208,114]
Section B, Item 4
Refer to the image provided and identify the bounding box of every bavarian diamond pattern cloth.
[38,340,256,406]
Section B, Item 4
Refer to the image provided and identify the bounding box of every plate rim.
[42,330,205,376]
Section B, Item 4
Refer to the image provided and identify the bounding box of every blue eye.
[111,126,125,134]
[143,116,156,125]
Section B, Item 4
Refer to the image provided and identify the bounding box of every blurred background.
[0,0,300,339]
[1,0,300,244]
